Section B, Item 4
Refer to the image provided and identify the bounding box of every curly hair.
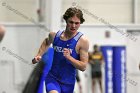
[63,7,85,24]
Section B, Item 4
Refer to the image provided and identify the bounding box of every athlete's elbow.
[81,68,86,72]
[79,65,87,72]
[77,62,87,71]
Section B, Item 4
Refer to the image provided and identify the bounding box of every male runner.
[32,7,89,93]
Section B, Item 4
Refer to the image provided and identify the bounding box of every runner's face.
[66,16,80,33]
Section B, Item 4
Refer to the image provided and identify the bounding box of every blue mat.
[37,47,54,93]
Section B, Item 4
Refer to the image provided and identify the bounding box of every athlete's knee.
[49,90,59,93]
[92,79,96,84]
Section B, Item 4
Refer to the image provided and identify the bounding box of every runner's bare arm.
[64,36,89,71]
[36,32,56,56]
[32,32,56,64]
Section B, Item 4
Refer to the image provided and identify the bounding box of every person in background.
[89,44,104,93]
[0,25,5,43]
